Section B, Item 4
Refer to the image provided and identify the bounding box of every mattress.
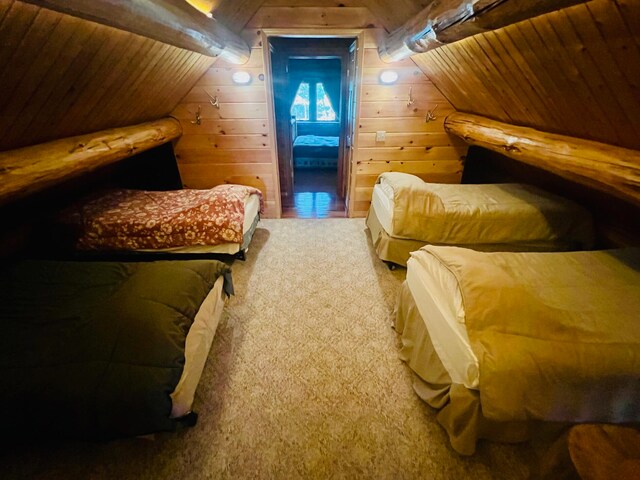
[171,275,226,418]
[406,249,477,389]
[371,182,394,235]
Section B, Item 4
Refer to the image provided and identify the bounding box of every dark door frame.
[263,32,364,216]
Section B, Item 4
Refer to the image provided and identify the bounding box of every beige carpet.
[2,219,535,479]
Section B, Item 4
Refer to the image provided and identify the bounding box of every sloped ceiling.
[413,0,640,150]
[0,0,216,151]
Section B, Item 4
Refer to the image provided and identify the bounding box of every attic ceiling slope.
[0,1,216,151]
[413,0,640,151]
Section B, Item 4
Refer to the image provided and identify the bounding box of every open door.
[341,40,358,211]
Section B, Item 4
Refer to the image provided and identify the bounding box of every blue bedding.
[293,135,339,147]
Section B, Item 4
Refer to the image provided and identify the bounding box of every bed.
[61,184,262,259]
[292,120,339,168]
[0,259,232,439]
[367,172,595,267]
[396,246,640,455]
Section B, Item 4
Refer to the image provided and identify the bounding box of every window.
[316,83,336,121]
[291,82,310,121]
[291,81,337,122]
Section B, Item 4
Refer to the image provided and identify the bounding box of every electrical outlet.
[375,131,386,142]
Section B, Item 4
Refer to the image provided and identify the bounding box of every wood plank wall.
[173,2,466,218]
[352,31,466,216]
[413,0,640,151]
[172,47,280,216]
[0,0,215,151]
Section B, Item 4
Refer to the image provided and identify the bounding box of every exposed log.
[379,0,587,62]
[445,112,640,207]
[0,118,182,207]
[21,0,250,64]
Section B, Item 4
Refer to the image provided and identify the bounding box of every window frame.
[291,78,337,122]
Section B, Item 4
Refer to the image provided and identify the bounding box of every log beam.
[21,0,251,64]
[379,0,587,62]
[0,118,182,207]
[445,112,640,207]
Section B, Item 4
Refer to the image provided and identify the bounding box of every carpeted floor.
[1,219,535,479]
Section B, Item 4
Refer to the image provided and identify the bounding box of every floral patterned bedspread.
[63,185,263,250]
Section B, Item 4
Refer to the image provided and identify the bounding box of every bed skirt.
[395,281,532,455]
[366,207,425,267]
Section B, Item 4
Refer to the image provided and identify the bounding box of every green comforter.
[0,260,231,439]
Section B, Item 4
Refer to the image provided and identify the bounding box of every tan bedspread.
[378,172,594,248]
[64,185,263,250]
[421,246,640,424]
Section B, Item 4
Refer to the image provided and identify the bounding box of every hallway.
[282,169,347,218]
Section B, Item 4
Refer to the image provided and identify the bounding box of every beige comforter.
[378,172,594,248]
[421,246,640,423]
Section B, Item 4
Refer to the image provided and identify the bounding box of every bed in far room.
[59,184,263,260]
[0,259,232,439]
[367,172,595,267]
[396,246,640,455]
[292,119,339,169]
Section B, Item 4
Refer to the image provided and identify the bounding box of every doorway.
[268,37,355,218]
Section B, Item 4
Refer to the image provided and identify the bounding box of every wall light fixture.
[232,71,252,85]
[379,70,399,84]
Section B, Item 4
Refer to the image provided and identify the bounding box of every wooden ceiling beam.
[379,0,588,62]
[0,118,182,207]
[20,0,251,64]
[445,112,640,207]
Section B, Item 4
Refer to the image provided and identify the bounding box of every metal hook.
[207,92,220,109]
[426,104,438,122]
[190,105,202,125]
[407,86,415,108]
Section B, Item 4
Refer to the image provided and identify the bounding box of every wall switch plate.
[376,130,386,142]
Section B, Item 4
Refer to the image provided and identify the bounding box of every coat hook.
[207,92,220,109]
[191,105,202,125]
[426,104,438,122]
[407,86,415,107]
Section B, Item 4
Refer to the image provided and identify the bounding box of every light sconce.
[379,70,399,84]
[232,71,252,85]
[184,0,214,18]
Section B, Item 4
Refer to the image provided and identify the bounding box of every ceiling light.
[379,70,399,84]
[232,71,252,85]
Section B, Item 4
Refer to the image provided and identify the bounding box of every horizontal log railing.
[379,0,588,62]
[0,118,182,206]
[21,0,251,64]
[445,112,640,207]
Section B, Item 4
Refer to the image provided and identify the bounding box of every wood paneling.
[352,31,466,216]
[0,0,216,151]
[172,47,280,217]
[414,0,640,151]
[246,6,380,28]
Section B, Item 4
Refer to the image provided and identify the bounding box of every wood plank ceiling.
[413,0,640,151]
[0,0,216,151]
